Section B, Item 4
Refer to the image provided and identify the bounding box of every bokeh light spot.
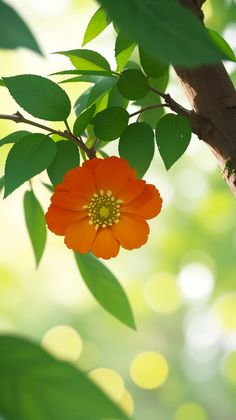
[174,402,208,420]
[130,351,169,389]
[88,368,125,403]
[41,325,83,362]
[213,293,236,332]
[119,389,134,417]
[224,351,236,383]
[178,263,214,302]
[144,273,182,314]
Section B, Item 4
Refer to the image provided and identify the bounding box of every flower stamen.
[87,189,123,229]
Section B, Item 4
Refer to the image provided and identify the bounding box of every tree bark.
[175,0,236,197]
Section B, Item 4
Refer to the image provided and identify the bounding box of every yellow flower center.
[85,190,124,230]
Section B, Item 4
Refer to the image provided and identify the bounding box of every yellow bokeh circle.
[88,368,125,403]
[224,351,236,383]
[144,273,182,314]
[130,351,169,389]
[119,389,134,417]
[174,402,208,420]
[212,293,236,332]
[41,325,83,362]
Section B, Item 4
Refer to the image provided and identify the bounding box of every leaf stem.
[129,103,167,118]
[0,112,96,159]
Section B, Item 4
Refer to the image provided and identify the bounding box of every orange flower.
[46,157,162,259]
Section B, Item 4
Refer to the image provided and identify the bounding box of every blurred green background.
[1,0,236,419]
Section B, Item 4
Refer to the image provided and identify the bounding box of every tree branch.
[0,112,96,159]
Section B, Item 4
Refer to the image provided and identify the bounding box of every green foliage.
[98,0,227,66]
[75,253,136,329]
[82,7,111,46]
[107,85,129,109]
[156,113,192,170]
[0,130,29,147]
[47,141,80,186]
[57,49,111,71]
[207,28,236,61]
[92,106,129,141]
[24,190,47,266]
[117,69,149,100]
[0,0,41,54]
[119,122,154,177]
[115,32,136,72]
[73,105,96,136]
[0,176,4,192]
[52,69,114,77]
[3,75,71,121]
[0,335,127,420]
[4,133,57,197]
[139,47,168,78]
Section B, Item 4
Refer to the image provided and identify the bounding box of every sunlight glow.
[178,263,214,302]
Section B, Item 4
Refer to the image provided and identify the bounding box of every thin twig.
[129,103,167,118]
[0,112,96,158]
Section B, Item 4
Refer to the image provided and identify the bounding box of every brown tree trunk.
[175,0,236,197]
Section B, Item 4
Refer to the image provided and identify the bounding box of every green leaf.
[4,133,57,197]
[0,335,128,420]
[51,69,114,77]
[134,72,169,128]
[107,85,129,109]
[117,69,149,100]
[47,141,80,186]
[156,113,192,170]
[115,32,135,72]
[56,49,110,71]
[74,87,94,116]
[3,75,71,121]
[0,78,5,87]
[82,7,111,46]
[207,28,236,62]
[87,76,117,107]
[0,176,4,192]
[0,130,30,147]
[98,0,227,66]
[24,190,47,266]
[73,105,96,136]
[119,122,154,177]
[92,106,129,141]
[75,253,136,330]
[42,182,54,193]
[139,47,169,78]
[59,75,102,84]
[0,0,42,54]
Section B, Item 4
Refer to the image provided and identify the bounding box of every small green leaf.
[117,69,149,100]
[139,47,169,78]
[73,105,96,136]
[119,122,154,177]
[75,253,136,330]
[24,190,47,266]
[156,113,192,170]
[47,141,80,186]
[87,76,117,107]
[42,182,54,192]
[207,28,236,62]
[56,49,110,71]
[0,78,5,87]
[0,335,128,420]
[0,130,30,147]
[92,106,129,141]
[3,75,71,121]
[0,176,4,192]
[82,7,111,46]
[115,32,135,72]
[51,69,114,77]
[0,0,42,54]
[4,133,57,197]
[74,87,93,116]
[107,85,129,109]
[59,75,102,84]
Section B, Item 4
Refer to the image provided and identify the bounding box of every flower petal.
[64,218,97,253]
[117,179,146,205]
[82,157,102,176]
[60,166,95,200]
[91,228,120,259]
[95,156,132,195]
[122,184,162,219]
[46,204,87,235]
[112,213,149,250]
[51,192,88,211]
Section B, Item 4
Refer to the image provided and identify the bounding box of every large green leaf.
[139,47,168,78]
[98,0,227,66]
[82,7,111,46]
[4,133,57,197]
[56,49,111,71]
[3,75,71,121]
[115,32,136,72]
[119,122,154,177]
[156,113,192,169]
[73,105,96,136]
[0,0,42,54]
[24,190,47,266]
[0,335,127,420]
[75,253,136,330]
[117,69,149,100]
[92,106,129,141]
[47,140,80,186]
[0,130,30,147]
